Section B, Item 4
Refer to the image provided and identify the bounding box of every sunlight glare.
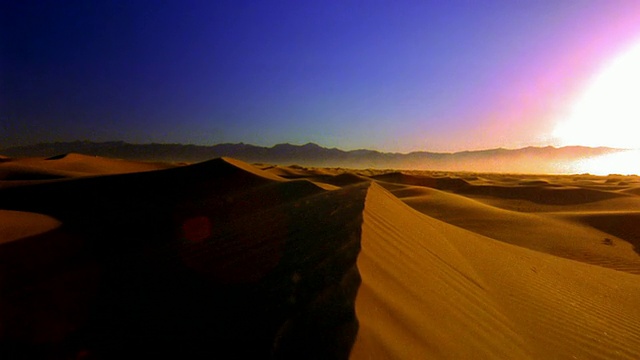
[574,150,640,175]
[554,41,640,149]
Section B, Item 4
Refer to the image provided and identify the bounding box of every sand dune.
[622,186,640,196]
[0,210,61,244]
[384,184,640,274]
[0,153,175,180]
[308,173,370,187]
[372,172,470,191]
[0,155,366,358]
[261,164,332,179]
[457,182,626,205]
[0,154,639,358]
[554,211,640,255]
[352,183,640,359]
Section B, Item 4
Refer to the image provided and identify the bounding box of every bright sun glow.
[554,41,640,149]
[575,149,640,175]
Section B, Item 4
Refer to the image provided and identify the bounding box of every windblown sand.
[1,155,639,358]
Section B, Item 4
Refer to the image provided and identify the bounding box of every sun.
[575,149,640,175]
[553,41,640,149]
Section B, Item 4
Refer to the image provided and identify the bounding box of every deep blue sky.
[3,1,640,152]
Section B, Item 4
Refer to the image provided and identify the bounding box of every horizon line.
[1,140,631,156]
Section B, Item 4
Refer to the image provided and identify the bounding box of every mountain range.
[0,141,624,174]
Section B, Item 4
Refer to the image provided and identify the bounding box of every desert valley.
[1,153,639,359]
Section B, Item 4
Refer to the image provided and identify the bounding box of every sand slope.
[384,184,640,274]
[352,183,640,359]
[0,156,368,358]
[0,210,61,244]
[1,155,639,359]
[0,153,175,180]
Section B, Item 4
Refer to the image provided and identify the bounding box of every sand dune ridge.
[0,155,639,358]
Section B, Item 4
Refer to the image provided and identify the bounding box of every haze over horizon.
[3,1,640,153]
[0,138,630,153]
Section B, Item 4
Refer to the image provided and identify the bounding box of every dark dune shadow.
[371,172,470,191]
[577,213,640,256]
[45,154,70,160]
[0,158,369,359]
[456,184,626,205]
[310,173,371,187]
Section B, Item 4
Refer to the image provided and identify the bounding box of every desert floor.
[1,154,639,359]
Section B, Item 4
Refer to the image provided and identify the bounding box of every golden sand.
[1,155,639,358]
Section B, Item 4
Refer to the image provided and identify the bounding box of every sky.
[3,0,640,152]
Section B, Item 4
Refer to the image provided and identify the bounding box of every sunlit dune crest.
[554,41,640,149]
[352,183,640,359]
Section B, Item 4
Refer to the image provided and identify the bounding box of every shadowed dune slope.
[0,157,295,223]
[553,212,640,256]
[456,182,627,205]
[0,157,369,359]
[622,186,640,196]
[219,156,287,182]
[371,172,469,191]
[309,173,371,187]
[351,183,640,359]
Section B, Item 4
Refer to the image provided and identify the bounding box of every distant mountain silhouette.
[0,141,624,173]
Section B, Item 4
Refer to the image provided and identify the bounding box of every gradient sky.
[3,0,640,152]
